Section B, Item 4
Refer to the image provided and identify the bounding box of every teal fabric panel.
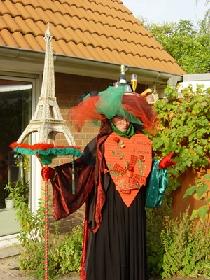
[146,160,168,208]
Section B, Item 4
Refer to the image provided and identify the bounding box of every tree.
[147,20,210,73]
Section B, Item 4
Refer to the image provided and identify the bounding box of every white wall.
[179,73,210,92]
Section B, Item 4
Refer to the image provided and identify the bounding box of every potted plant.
[5,194,14,209]
[4,182,15,210]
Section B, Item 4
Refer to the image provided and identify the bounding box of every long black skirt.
[86,180,147,280]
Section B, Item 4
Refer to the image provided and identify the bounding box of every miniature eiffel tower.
[17,26,75,145]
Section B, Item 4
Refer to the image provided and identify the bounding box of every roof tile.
[24,33,42,50]
[34,34,45,50]
[0,0,184,75]
[0,29,18,48]
[24,18,43,35]
[14,16,31,33]
[0,2,10,14]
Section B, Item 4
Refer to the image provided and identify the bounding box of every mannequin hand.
[159,152,176,169]
[41,166,55,181]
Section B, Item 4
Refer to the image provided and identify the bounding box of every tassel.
[72,156,75,194]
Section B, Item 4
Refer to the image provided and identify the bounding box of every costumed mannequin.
[42,83,175,280]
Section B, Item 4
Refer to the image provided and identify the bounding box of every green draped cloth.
[146,160,168,208]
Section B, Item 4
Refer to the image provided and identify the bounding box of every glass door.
[0,78,32,236]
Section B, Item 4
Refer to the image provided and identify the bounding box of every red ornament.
[41,166,55,181]
[159,152,176,169]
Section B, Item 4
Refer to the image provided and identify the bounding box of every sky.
[122,0,209,24]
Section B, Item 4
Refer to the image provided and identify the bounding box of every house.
[0,0,184,246]
[179,73,210,92]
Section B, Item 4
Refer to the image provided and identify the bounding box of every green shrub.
[184,173,210,220]
[161,211,210,278]
[153,86,210,193]
[51,225,82,275]
[146,197,172,277]
[20,225,83,280]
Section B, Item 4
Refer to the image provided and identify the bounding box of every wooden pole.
[44,176,49,280]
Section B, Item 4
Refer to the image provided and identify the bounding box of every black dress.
[86,174,147,280]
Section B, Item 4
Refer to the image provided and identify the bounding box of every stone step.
[0,244,21,259]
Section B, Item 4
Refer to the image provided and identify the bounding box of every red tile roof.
[0,0,184,75]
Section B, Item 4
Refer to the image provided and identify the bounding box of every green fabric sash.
[110,122,135,138]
